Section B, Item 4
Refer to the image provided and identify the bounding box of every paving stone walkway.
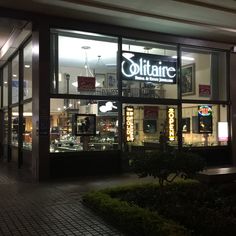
[0,162,135,236]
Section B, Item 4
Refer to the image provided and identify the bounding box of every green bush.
[129,150,205,186]
[83,190,189,236]
[109,182,236,236]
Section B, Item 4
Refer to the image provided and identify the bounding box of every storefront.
[0,14,235,180]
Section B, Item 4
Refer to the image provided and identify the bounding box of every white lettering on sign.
[125,106,134,142]
[122,52,176,83]
[168,107,175,141]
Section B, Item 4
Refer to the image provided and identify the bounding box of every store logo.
[121,51,176,83]
[168,107,175,141]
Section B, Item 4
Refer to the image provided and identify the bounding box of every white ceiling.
[1,0,236,60]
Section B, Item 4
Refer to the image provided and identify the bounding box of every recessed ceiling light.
[24,64,30,68]
[13,74,17,77]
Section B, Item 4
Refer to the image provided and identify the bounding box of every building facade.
[0,9,236,181]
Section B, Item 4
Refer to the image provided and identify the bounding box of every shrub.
[129,150,205,186]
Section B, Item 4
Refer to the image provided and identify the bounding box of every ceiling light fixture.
[172,56,195,61]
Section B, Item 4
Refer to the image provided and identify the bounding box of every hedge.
[83,190,190,236]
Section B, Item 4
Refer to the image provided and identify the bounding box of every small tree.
[130,150,205,187]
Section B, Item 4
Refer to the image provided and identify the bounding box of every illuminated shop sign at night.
[121,51,177,83]
[198,105,212,133]
[198,105,212,116]
[125,106,134,142]
[168,107,175,141]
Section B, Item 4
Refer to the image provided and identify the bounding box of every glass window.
[3,66,8,107]
[24,41,32,100]
[56,31,118,96]
[181,48,227,101]
[12,54,19,104]
[122,104,178,151]
[3,111,8,145]
[12,106,19,146]
[122,39,177,99]
[0,84,1,108]
[182,104,228,147]
[50,98,119,152]
[23,102,32,150]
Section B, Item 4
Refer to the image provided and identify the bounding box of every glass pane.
[181,48,227,101]
[23,102,32,150]
[0,85,1,108]
[3,66,8,107]
[122,104,178,151]
[3,111,8,144]
[182,104,228,147]
[122,39,177,99]
[24,41,32,100]
[50,98,119,152]
[12,54,19,104]
[57,31,118,96]
[12,106,18,146]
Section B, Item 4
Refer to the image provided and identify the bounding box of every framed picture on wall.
[182,117,190,133]
[181,63,195,96]
[74,114,96,136]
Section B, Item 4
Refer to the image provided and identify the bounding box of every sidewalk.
[0,162,147,236]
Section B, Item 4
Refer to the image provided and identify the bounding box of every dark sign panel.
[121,51,177,84]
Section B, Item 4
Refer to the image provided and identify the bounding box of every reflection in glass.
[24,41,32,100]
[3,66,8,107]
[12,54,19,104]
[12,106,19,146]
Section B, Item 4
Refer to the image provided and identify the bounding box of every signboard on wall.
[125,106,134,142]
[121,51,177,84]
[199,84,211,97]
[77,76,95,90]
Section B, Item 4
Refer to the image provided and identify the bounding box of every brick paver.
[0,162,125,236]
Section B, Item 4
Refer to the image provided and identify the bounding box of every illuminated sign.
[198,105,212,116]
[121,51,177,84]
[125,106,134,142]
[218,122,228,142]
[198,105,212,133]
[98,101,118,115]
[168,107,175,141]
